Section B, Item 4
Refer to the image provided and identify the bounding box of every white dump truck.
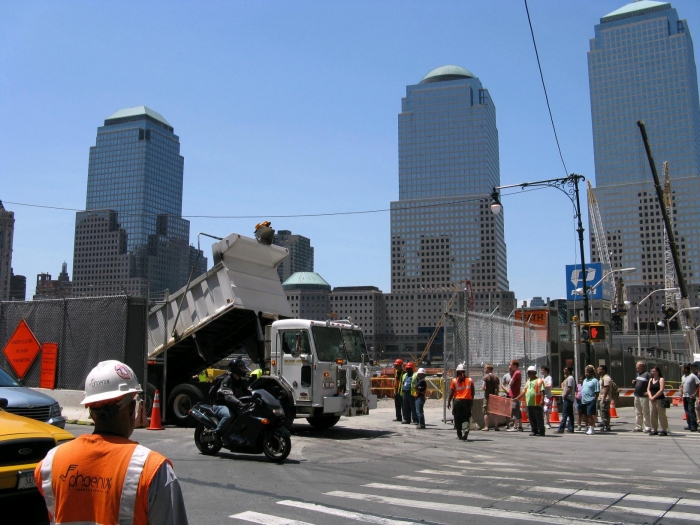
[147,230,376,428]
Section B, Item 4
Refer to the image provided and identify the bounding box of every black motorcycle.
[190,388,292,463]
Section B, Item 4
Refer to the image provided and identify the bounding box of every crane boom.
[587,181,616,305]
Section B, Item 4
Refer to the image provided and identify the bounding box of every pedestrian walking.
[648,366,669,436]
[415,368,427,429]
[393,359,404,422]
[34,360,189,525]
[481,364,500,431]
[506,360,523,432]
[401,362,417,424]
[692,362,700,431]
[447,364,475,440]
[680,364,699,432]
[516,366,545,436]
[541,366,553,429]
[581,365,600,435]
[632,361,651,432]
[597,364,612,432]
[556,366,576,433]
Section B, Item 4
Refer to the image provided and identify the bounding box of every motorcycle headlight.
[272,407,285,416]
[49,403,62,417]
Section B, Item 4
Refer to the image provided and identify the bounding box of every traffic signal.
[579,323,606,342]
[588,323,606,342]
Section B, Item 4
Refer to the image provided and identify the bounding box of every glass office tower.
[391,65,511,308]
[588,1,700,323]
[72,107,206,297]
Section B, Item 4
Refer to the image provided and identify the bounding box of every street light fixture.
[490,173,590,364]
[627,287,679,356]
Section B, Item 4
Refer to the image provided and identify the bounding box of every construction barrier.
[370,377,444,399]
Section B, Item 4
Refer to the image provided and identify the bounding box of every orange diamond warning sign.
[3,319,41,379]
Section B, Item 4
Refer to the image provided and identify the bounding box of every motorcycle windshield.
[253,388,282,410]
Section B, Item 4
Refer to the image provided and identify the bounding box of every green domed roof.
[282,272,331,291]
[420,65,475,84]
[602,1,669,23]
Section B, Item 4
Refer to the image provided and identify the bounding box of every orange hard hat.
[394,359,403,366]
[405,362,414,369]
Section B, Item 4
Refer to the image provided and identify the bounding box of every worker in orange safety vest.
[34,360,189,525]
[393,359,404,422]
[447,364,475,441]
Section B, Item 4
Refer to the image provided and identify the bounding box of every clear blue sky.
[2,1,699,302]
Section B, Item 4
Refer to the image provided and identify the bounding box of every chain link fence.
[0,296,147,390]
[445,311,547,376]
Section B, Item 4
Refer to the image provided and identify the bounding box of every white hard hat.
[527,365,537,373]
[81,360,143,405]
[456,364,465,371]
[417,368,426,374]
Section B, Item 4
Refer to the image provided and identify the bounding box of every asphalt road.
[5,401,700,525]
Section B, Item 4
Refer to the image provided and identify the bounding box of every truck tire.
[280,399,296,430]
[168,384,205,427]
[306,415,341,430]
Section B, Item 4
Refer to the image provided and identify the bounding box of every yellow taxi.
[0,398,74,497]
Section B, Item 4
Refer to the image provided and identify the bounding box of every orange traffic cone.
[147,389,164,430]
[520,400,529,423]
[609,400,619,419]
[683,410,687,421]
[549,398,561,424]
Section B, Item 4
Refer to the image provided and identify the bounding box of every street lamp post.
[575,267,636,320]
[663,307,700,359]
[491,173,591,364]
[632,288,679,356]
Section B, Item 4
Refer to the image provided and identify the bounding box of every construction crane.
[587,182,624,311]
[413,281,474,365]
[661,162,686,336]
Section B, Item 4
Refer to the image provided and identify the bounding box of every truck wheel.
[280,399,296,430]
[306,415,341,430]
[168,384,204,427]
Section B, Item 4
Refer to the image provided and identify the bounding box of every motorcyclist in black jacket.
[211,358,253,445]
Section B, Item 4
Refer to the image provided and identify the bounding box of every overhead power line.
[524,0,569,176]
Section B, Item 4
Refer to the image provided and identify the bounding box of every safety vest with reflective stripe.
[450,377,474,400]
[34,433,169,525]
[401,372,417,396]
[524,378,545,406]
[394,369,403,395]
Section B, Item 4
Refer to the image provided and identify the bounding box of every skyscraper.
[72,107,206,297]
[273,230,314,283]
[392,65,513,310]
[0,201,14,301]
[588,1,700,324]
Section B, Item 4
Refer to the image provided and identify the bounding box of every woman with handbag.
[647,366,669,436]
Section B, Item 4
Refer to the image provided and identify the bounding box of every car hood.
[0,411,74,441]
[0,386,58,407]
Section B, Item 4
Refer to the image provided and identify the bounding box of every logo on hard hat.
[114,364,132,380]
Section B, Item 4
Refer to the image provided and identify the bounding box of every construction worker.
[414,368,428,429]
[517,365,546,436]
[250,368,263,380]
[34,360,188,524]
[401,362,418,424]
[447,364,475,440]
[393,359,404,421]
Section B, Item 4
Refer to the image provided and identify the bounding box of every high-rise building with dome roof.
[72,107,206,297]
[391,66,514,312]
[588,1,700,326]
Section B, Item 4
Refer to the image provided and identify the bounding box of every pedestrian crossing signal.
[580,323,606,342]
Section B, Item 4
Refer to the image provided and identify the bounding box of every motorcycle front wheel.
[194,423,222,456]
[262,427,291,463]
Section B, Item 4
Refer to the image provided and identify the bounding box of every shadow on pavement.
[289,425,395,440]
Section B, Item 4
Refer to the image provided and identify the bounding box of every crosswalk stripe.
[677,498,700,507]
[365,482,495,501]
[394,475,455,485]
[664,511,700,521]
[622,494,677,505]
[443,465,689,485]
[324,490,616,525]
[606,505,667,518]
[530,487,625,500]
[419,469,532,481]
[229,511,313,525]
[505,495,608,512]
[277,500,419,525]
